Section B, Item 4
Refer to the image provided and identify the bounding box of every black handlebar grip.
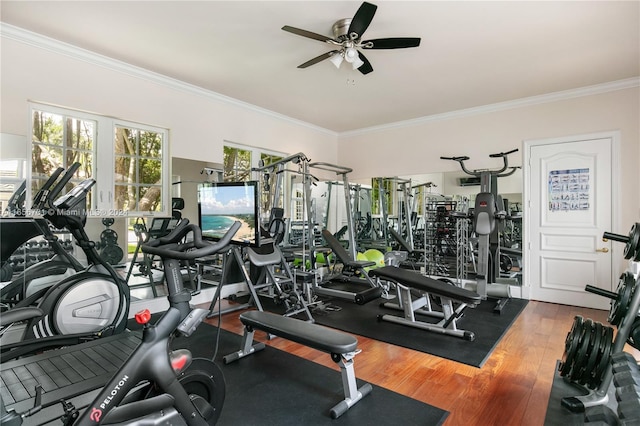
[489,148,519,158]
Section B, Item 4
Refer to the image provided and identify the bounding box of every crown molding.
[0,23,337,137]
[340,77,640,137]
[2,23,638,139]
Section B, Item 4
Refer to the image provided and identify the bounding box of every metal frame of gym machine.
[308,161,385,302]
[205,153,311,318]
[372,177,415,252]
[441,149,520,312]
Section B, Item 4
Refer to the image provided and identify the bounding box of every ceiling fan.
[282,1,421,75]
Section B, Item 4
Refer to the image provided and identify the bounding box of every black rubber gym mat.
[174,323,450,426]
[309,295,528,368]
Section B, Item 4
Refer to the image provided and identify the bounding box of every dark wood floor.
[203,299,640,426]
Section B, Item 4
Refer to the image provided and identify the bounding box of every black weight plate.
[101,244,123,265]
[570,318,593,382]
[102,217,115,227]
[624,223,640,260]
[500,254,513,272]
[620,284,638,329]
[627,317,640,350]
[590,325,613,389]
[559,315,584,376]
[608,272,634,326]
[579,321,603,385]
[100,228,118,245]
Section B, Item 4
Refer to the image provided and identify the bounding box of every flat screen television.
[197,181,260,247]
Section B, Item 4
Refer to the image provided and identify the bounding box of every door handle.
[596,247,609,253]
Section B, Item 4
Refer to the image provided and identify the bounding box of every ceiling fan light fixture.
[344,46,359,63]
[351,56,364,70]
[329,52,344,68]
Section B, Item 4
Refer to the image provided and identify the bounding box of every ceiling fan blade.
[348,2,377,38]
[356,51,374,75]
[362,37,422,49]
[297,50,341,68]
[282,25,334,43]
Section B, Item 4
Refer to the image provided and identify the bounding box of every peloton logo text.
[91,375,129,423]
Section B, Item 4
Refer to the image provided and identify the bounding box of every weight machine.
[441,149,520,312]
[372,177,415,251]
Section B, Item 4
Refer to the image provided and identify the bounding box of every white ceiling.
[2,1,639,133]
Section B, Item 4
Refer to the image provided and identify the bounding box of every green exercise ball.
[364,249,385,269]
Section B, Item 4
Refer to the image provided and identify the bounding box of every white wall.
[339,88,640,241]
[0,35,338,168]
[2,29,639,282]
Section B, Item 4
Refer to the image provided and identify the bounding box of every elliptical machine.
[441,149,520,312]
[1,165,85,307]
[0,169,130,361]
[1,219,239,426]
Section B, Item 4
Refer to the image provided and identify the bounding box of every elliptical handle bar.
[439,156,470,162]
[142,220,241,261]
[32,167,65,210]
[46,162,82,205]
[489,148,519,158]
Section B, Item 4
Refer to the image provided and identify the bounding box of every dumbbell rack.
[5,230,74,273]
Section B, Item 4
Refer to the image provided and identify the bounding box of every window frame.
[27,102,170,216]
[222,141,287,219]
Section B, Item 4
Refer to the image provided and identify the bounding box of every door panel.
[526,135,614,309]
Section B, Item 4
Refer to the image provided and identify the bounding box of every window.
[222,142,286,217]
[223,145,252,182]
[29,103,169,216]
[31,109,95,205]
[114,124,164,212]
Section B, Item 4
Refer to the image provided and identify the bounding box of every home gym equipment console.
[223,310,372,419]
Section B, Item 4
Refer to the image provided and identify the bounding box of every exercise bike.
[0,172,130,362]
[1,165,85,308]
[1,219,240,425]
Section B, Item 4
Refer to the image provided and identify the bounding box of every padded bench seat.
[370,266,482,305]
[368,266,481,341]
[224,310,371,419]
[239,310,357,354]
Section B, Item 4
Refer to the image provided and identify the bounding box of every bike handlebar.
[142,220,241,261]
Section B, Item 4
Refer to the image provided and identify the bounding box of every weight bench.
[314,229,383,304]
[369,266,482,341]
[223,310,372,419]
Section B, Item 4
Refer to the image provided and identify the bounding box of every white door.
[525,132,618,309]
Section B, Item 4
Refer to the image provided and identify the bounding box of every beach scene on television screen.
[200,185,255,243]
